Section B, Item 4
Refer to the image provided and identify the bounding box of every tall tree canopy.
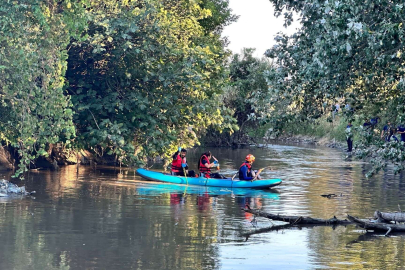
[0,1,86,175]
[262,0,405,173]
[205,48,272,145]
[0,0,236,176]
[262,0,405,124]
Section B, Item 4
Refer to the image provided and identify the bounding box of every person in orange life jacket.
[198,151,226,179]
[239,154,261,180]
[171,148,195,177]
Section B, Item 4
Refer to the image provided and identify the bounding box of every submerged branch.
[242,208,405,238]
[242,208,353,225]
[348,215,405,236]
[374,210,405,223]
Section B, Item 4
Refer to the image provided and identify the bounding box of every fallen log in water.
[373,211,405,223]
[242,208,405,237]
[347,215,405,236]
[242,208,353,225]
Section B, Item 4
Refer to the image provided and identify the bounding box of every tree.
[0,1,86,177]
[66,0,234,164]
[201,49,273,146]
[198,0,239,34]
[260,0,405,174]
[0,0,238,177]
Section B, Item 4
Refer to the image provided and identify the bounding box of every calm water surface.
[1,144,405,269]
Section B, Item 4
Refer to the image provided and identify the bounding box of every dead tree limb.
[347,215,405,236]
[373,211,405,223]
[242,208,352,225]
[242,209,405,237]
[242,223,294,238]
[242,222,347,240]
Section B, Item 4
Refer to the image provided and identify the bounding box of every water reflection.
[1,144,405,269]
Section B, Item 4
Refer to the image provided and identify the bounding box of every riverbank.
[0,131,347,173]
[266,134,346,150]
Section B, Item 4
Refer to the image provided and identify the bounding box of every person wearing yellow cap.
[238,154,261,180]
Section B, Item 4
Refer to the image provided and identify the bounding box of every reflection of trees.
[307,227,405,269]
[305,160,405,269]
[0,166,221,269]
[279,147,405,269]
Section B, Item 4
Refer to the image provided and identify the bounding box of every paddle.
[231,172,238,180]
[231,165,273,181]
[183,166,188,185]
[252,166,273,181]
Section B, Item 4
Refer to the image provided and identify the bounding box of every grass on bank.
[252,114,362,143]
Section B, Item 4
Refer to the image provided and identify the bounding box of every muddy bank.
[0,143,165,174]
[0,144,124,171]
[0,134,347,173]
[0,145,17,170]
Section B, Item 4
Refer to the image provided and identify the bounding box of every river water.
[1,144,405,269]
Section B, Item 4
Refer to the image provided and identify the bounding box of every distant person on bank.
[345,122,353,152]
[198,151,225,179]
[370,117,380,128]
[381,122,398,142]
[239,154,262,181]
[398,124,405,142]
[171,148,195,177]
[363,119,372,130]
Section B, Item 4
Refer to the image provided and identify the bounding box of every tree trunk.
[348,215,405,236]
[0,145,16,169]
[373,211,405,223]
[242,208,352,225]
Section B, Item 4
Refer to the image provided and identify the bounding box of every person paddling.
[239,154,262,181]
[198,151,225,179]
[171,148,195,177]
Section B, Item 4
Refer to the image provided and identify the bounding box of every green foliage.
[229,49,273,121]
[203,48,273,145]
[261,0,405,123]
[0,1,86,177]
[277,115,347,142]
[66,0,234,164]
[198,0,238,34]
[260,0,405,174]
[0,0,237,176]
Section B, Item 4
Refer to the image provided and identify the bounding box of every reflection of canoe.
[136,183,280,200]
[136,169,282,189]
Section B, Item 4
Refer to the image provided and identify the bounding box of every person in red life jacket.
[198,151,226,179]
[171,148,195,177]
[239,154,262,181]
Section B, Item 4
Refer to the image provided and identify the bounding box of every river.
[1,144,405,269]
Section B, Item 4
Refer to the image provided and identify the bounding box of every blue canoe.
[136,168,282,189]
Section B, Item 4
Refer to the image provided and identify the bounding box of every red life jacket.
[198,155,211,177]
[240,162,252,171]
[239,162,252,180]
[171,155,186,172]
